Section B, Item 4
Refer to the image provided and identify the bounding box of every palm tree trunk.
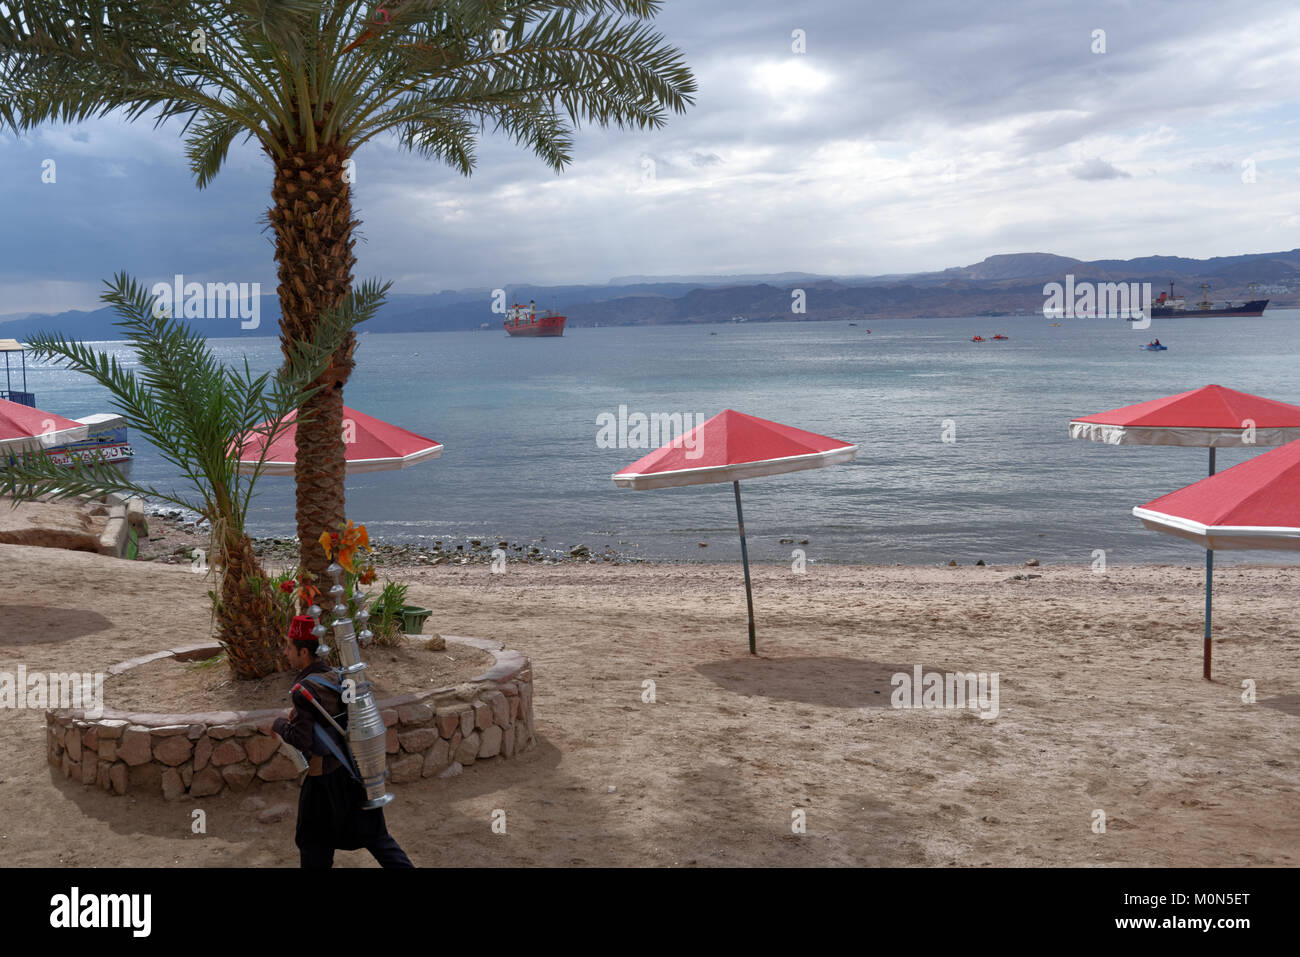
[267,141,358,584]
[217,533,282,679]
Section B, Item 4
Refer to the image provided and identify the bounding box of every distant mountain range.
[4,249,1298,340]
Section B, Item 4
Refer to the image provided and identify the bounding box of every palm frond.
[1,0,694,184]
[2,270,370,533]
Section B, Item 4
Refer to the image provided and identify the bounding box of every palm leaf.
[1,270,374,531]
[0,1,695,178]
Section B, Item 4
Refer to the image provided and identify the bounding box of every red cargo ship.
[504,301,566,337]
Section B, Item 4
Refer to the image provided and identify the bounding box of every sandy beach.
[0,541,1296,867]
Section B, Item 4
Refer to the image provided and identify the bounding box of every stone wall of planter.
[44,636,535,800]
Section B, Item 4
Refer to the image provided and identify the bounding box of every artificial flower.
[298,579,321,607]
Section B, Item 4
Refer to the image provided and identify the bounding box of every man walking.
[263,615,413,868]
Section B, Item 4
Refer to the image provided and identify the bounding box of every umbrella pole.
[1204,447,1216,680]
[1203,550,1213,679]
[733,480,757,655]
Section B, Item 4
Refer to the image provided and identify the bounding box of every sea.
[22,311,1300,566]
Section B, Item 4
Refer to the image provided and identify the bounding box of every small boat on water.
[992,334,1009,340]
[504,300,566,337]
[45,412,134,465]
[971,335,985,342]
[1143,341,1168,351]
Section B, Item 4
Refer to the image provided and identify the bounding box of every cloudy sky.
[3,0,1300,315]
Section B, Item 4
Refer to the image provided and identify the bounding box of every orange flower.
[320,521,371,572]
[337,521,371,573]
[298,580,321,607]
[338,544,357,573]
[359,566,377,585]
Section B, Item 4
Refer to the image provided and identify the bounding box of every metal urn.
[309,563,394,809]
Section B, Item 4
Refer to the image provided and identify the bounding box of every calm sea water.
[25,311,1300,565]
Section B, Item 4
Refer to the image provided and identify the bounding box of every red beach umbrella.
[613,409,857,654]
[1070,384,1300,679]
[235,405,442,476]
[0,397,89,455]
[1069,384,1300,448]
[1133,438,1300,677]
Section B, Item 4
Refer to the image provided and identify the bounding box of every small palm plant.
[369,580,410,646]
[0,272,389,679]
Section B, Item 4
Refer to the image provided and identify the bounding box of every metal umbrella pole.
[1204,447,1216,679]
[733,480,757,655]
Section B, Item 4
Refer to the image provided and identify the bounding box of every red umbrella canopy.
[612,409,856,489]
[235,406,442,476]
[1070,384,1300,447]
[1134,438,1300,550]
[0,397,89,454]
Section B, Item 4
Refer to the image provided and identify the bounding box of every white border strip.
[0,423,91,455]
[613,445,857,490]
[1133,505,1300,551]
[1070,421,1300,447]
[236,443,442,477]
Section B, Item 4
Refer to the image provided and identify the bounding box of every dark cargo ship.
[1151,282,1269,318]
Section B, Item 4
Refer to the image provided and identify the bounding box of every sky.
[2,0,1300,315]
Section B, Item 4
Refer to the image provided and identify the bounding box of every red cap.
[288,615,317,643]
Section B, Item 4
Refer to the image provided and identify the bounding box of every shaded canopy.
[1134,438,1300,551]
[612,409,857,490]
[0,397,87,454]
[235,405,442,476]
[1069,384,1300,447]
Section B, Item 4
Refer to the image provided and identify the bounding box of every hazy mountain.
[3,248,1296,339]
[605,271,832,286]
[940,253,1084,281]
[934,249,1300,284]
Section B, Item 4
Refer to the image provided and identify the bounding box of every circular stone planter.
[44,636,535,800]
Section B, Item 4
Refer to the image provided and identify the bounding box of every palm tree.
[0,1,696,583]
[0,272,387,678]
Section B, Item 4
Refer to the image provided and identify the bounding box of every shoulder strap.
[312,723,362,783]
[302,672,342,695]
[301,673,348,720]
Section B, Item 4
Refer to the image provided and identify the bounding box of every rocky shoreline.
[133,507,1063,572]
[252,534,643,568]
[137,506,644,569]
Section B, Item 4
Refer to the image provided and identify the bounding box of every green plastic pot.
[399,606,433,634]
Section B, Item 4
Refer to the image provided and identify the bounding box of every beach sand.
[0,542,1296,867]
